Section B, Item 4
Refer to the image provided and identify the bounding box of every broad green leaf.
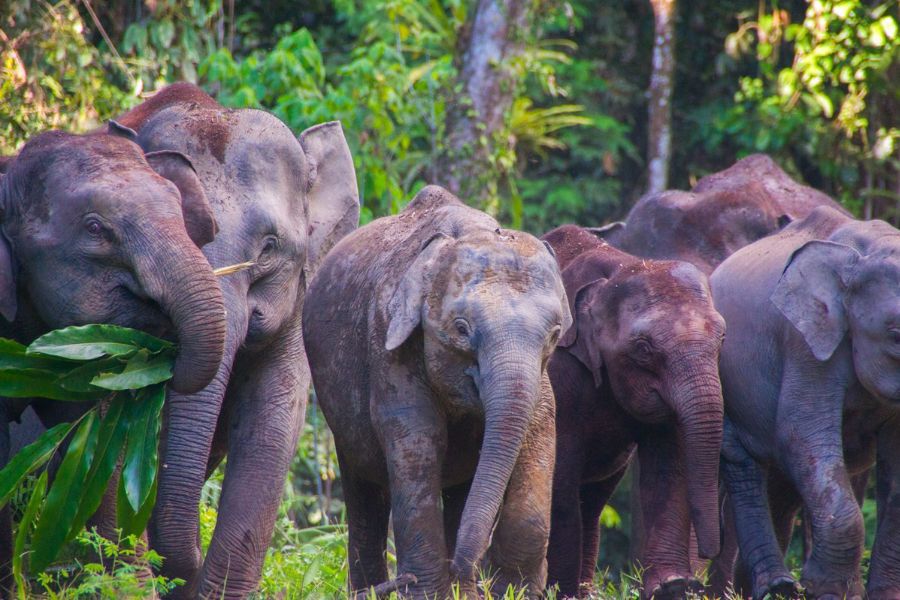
[0,421,75,506]
[13,470,46,599]
[56,357,128,393]
[0,339,75,372]
[91,350,173,391]
[66,397,131,543]
[28,324,174,360]
[0,369,106,401]
[122,384,166,511]
[30,410,99,572]
[117,467,158,538]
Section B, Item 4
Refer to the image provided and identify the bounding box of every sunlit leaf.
[28,324,173,360]
[0,421,76,506]
[121,384,166,512]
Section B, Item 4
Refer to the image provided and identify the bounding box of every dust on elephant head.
[0,129,226,393]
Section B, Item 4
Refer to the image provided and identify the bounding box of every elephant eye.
[889,328,900,345]
[633,338,654,361]
[454,318,471,338]
[259,236,279,258]
[548,326,561,347]
[84,217,105,238]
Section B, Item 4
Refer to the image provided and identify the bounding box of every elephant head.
[384,226,572,580]
[0,129,226,393]
[772,234,900,402]
[558,250,725,558]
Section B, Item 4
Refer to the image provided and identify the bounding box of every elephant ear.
[0,177,16,321]
[771,240,861,361]
[299,121,360,278]
[385,233,451,351]
[144,150,218,248]
[558,255,608,388]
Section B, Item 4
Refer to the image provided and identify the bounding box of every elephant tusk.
[212,261,255,277]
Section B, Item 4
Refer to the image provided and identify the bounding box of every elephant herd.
[0,82,898,600]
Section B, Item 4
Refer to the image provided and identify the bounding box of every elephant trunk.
[450,342,542,582]
[134,231,227,394]
[670,364,724,559]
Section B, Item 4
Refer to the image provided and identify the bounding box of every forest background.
[0,0,898,596]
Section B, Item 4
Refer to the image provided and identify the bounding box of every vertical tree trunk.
[646,0,676,194]
[437,0,530,206]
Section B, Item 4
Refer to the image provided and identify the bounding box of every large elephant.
[0,128,228,587]
[542,225,724,599]
[601,154,849,274]
[303,186,572,599]
[108,83,360,598]
[711,205,900,599]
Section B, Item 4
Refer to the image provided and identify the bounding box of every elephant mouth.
[113,285,176,340]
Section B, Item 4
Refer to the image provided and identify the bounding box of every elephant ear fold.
[771,239,860,361]
[558,256,608,388]
[299,121,360,279]
[385,233,451,351]
[144,150,218,248]
[0,182,16,322]
[107,119,138,141]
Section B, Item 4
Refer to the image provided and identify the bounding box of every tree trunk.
[437,0,530,207]
[646,0,676,194]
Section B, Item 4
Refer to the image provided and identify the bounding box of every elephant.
[303,185,572,599]
[710,205,900,600]
[599,154,849,274]
[105,83,360,598]
[0,127,228,588]
[542,225,725,599]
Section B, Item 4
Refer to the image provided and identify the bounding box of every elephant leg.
[547,426,587,598]
[442,479,471,556]
[778,412,863,598]
[708,493,739,598]
[342,461,391,592]
[635,429,698,600]
[198,332,308,599]
[721,418,797,600]
[579,471,626,593]
[373,391,448,599]
[485,384,556,599]
[866,421,900,599]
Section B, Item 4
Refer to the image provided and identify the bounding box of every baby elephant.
[542,225,725,599]
[303,186,572,598]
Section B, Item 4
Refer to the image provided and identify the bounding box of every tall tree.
[437,0,531,206]
[646,0,676,194]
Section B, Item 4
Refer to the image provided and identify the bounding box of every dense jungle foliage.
[0,0,897,596]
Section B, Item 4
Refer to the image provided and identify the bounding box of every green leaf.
[56,357,128,393]
[117,466,158,538]
[66,397,131,543]
[0,421,76,506]
[13,470,46,599]
[91,350,173,391]
[28,324,174,361]
[121,384,165,512]
[0,368,106,401]
[0,339,75,372]
[30,410,100,572]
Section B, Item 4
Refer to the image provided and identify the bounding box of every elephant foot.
[800,577,863,600]
[645,575,705,600]
[756,575,803,600]
[866,586,900,600]
[354,573,418,599]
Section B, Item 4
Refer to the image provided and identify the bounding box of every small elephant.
[542,225,725,599]
[107,83,360,598]
[0,128,228,587]
[303,186,572,599]
[711,205,900,600]
[601,154,849,274]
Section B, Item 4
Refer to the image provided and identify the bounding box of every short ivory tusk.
[212,261,255,277]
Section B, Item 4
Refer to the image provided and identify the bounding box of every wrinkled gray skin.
[303,186,572,599]
[711,205,900,600]
[599,154,849,274]
[0,128,228,590]
[107,83,360,599]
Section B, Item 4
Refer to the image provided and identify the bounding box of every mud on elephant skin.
[0,126,228,590]
[303,185,571,599]
[711,205,900,600]
[101,82,360,599]
[597,153,849,275]
[542,225,725,599]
